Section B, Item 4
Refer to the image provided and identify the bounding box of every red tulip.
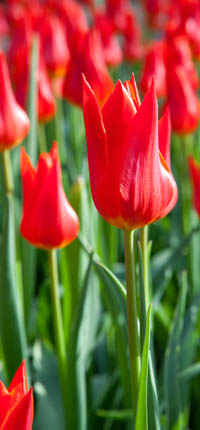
[188,156,200,218]
[0,360,33,430]
[94,9,123,67]
[165,34,199,90]
[62,29,114,107]
[123,9,144,62]
[0,51,29,151]
[82,74,178,230]
[140,40,166,97]
[20,141,80,249]
[167,65,199,134]
[38,13,70,78]
[159,106,171,169]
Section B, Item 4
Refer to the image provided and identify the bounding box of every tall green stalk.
[48,249,68,428]
[140,226,150,311]
[124,230,141,421]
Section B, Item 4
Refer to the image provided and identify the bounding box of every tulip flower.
[62,29,114,107]
[188,156,200,218]
[82,74,178,231]
[165,34,199,90]
[94,9,123,67]
[140,40,166,97]
[122,8,144,62]
[0,360,33,430]
[166,65,199,134]
[0,51,30,151]
[20,141,80,249]
[38,13,70,78]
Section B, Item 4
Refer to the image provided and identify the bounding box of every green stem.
[48,249,68,427]
[2,150,14,194]
[38,123,48,153]
[124,230,141,420]
[140,226,150,311]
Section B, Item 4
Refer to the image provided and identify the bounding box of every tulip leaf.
[21,36,39,327]
[94,260,132,408]
[96,409,133,420]
[164,271,188,430]
[66,255,99,430]
[135,304,152,430]
[0,194,29,382]
[179,362,200,382]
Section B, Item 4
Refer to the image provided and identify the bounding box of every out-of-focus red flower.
[165,34,199,90]
[37,54,56,123]
[0,360,33,430]
[188,156,200,217]
[8,18,56,124]
[106,0,130,32]
[38,13,70,78]
[82,73,177,230]
[140,40,166,97]
[94,8,123,67]
[143,0,170,29]
[62,29,114,107]
[166,65,199,134]
[20,141,80,249]
[0,51,29,151]
[52,0,88,51]
[123,9,144,62]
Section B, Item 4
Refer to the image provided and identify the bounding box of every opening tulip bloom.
[82,74,178,230]
[0,360,33,430]
[20,141,80,249]
[0,51,30,151]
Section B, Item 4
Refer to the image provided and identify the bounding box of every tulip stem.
[48,249,68,426]
[38,123,48,153]
[140,225,150,311]
[124,230,141,421]
[2,150,14,194]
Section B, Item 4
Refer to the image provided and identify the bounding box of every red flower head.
[62,29,114,107]
[0,360,33,430]
[82,74,178,231]
[94,8,123,67]
[0,51,30,151]
[20,141,80,249]
[38,12,70,78]
[122,8,144,62]
[188,156,200,218]
[165,34,199,90]
[140,40,166,98]
[166,65,199,134]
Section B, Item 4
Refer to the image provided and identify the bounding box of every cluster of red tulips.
[0,0,200,429]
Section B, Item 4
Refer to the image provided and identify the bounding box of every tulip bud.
[20,141,80,249]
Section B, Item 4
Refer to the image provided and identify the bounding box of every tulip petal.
[159,105,171,169]
[8,360,28,394]
[1,388,34,430]
[82,75,108,204]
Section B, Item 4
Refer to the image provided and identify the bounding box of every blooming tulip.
[62,29,114,107]
[140,40,166,97]
[0,360,33,430]
[20,141,80,249]
[166,65,199,134]
[188,156,200,218]
[0,51,30,151]
[82,74,178,231]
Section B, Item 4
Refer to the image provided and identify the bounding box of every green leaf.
[164,272,188,430]
[97,409,133,420]
[0,195,29,382]
[21,36,39,327]
[135,304,152,430]
[66,255,98,430]
[179,362,200,382]
[94,259,132,408]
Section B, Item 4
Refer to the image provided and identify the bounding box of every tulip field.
[1,0,200,429]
